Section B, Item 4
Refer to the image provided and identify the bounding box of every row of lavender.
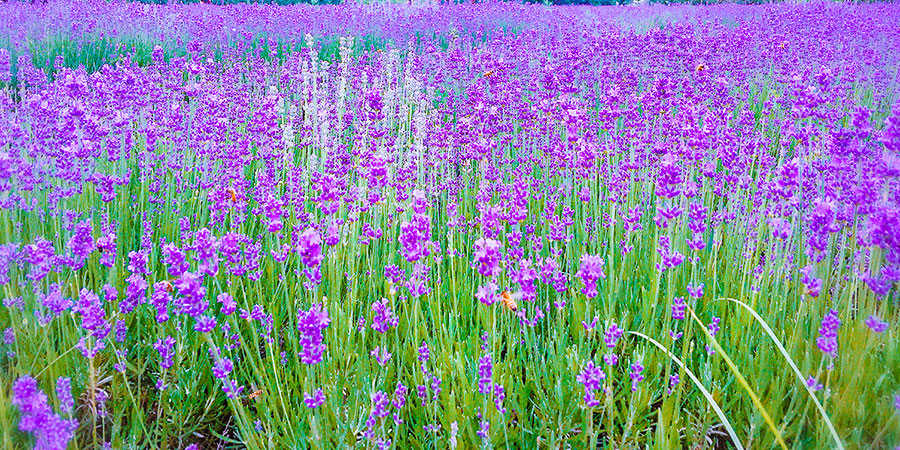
[1,1,899,449]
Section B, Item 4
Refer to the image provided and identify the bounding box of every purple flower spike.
[3,327,14,349]
[708,316,721,337]
[629,361,645,392]
[154,336,176,370]
[297,303,331,365]
[304,389,325,409]
[218,292,236,316]
[371,298,398,333]
[800,265,822,298]
[806,376,823,392]
[477,419,490,440]
[672,297,686,320]
[603,322,624,348]
[56,377,73,416]
[816,309,841,359]
[576,254,606,298]
[656,154,683,199]
[209,348,234,380]
[297,228,323,268]
[12,376,78,450]
[478,354,493,395]
[475,282,499,306]
[194,316,217,333]
[686,283,704,299]
[865,315,889,333]
[175,272,208,317]
[371,346,392,367]
[576,360,605,407]
[473,237,502,278]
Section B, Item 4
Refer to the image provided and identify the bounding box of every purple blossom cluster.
[816,309,842,359]
[154,336,176,370]
[415,342,442,413]
[370,298,399,334]
[576,254,606,299]
[0,1,897,447]
[12,376,78,450]
[297,303,331,365]
[577,360,606,407]
[672,297,686,321]
[629,361,645,392]
[474,237,503,278]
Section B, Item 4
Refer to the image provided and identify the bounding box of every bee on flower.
[500,290,519,312]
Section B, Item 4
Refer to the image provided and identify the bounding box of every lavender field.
[0,0,899,448]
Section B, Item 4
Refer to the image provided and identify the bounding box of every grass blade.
[627,330,744,450]
[686,305,789,450]
[718,297,844,450]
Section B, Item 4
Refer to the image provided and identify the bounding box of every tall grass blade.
[627,330,745,450]
[718,297,844,450]
[686,306,789,450]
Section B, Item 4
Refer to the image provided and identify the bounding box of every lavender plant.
[0,1,899,448]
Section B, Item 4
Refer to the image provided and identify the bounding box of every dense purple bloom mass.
[74,288,108,337]
[12,376,77,450]
[121,273,148,315]
[0,1,899,447]
[67,220,94,269]
[399,213,432,263]
[656,154,683,199]
[176,272,208,317]
[150,282,172,323]
[162,243,190,277]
